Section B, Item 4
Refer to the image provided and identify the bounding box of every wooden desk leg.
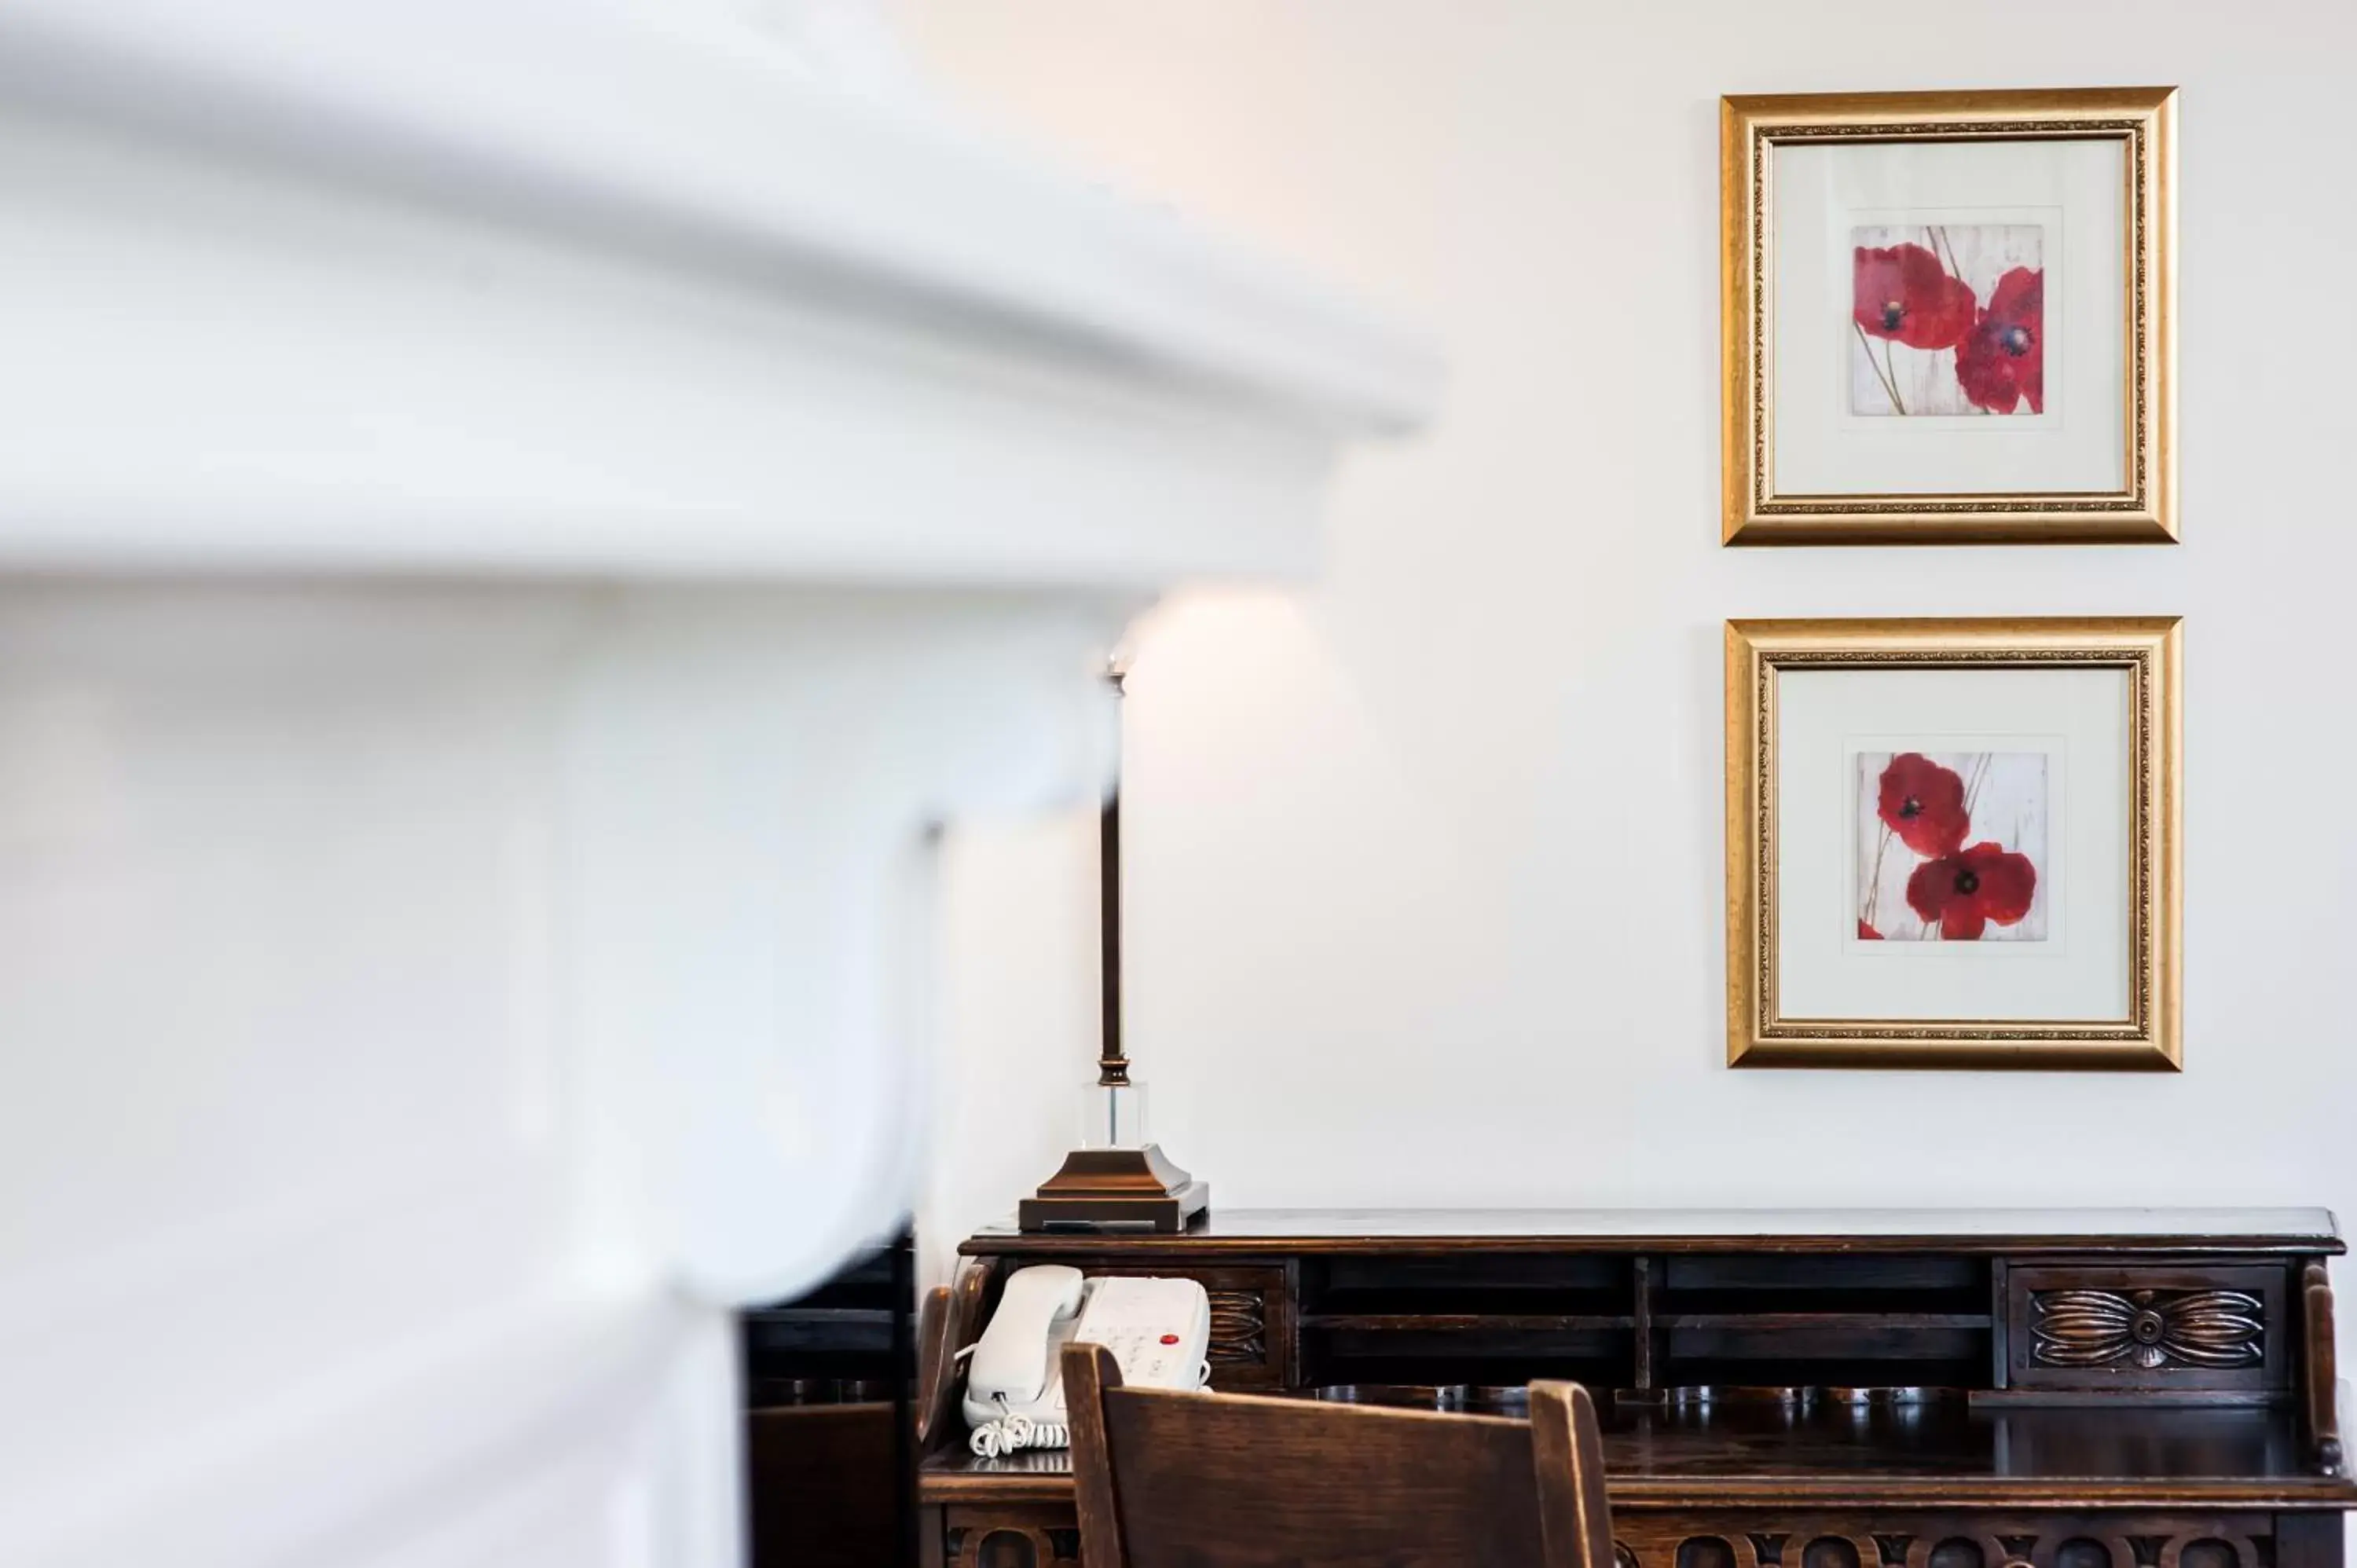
[2277,1513,2343,1568]
[919,1504,945,1568]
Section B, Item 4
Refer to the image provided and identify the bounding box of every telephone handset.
[961,1265,1211,1456]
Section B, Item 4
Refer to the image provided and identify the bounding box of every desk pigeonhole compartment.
[1299,1251,1637,1390]
[1654,1253,1994,1392]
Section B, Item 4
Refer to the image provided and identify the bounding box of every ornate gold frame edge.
[1720,87,2178,547]
[1724,616,2182,1070]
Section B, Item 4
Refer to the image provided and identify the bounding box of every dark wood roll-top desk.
[916,1209,2353,1568]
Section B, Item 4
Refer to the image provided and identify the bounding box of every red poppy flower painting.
[1955,266,2045,414]
[1855,751,2047,941]
[1873,752,1969,858]
[1850,225,2044,418]
[1905,843,2038,940]
[1852,243,1976,351]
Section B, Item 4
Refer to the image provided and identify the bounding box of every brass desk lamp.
[1017,665,1208,1233]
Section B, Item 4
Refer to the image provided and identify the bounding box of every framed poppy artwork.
[1726,617,2181,1069]
[1721,88,2177,544]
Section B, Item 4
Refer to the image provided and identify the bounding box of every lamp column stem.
[1016,661,1207,1232]
[1098,786,1127,1090]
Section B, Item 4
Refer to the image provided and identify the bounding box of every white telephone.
[960,1265,1211,1457]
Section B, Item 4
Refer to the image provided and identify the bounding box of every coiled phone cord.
[966,1361,1211,1458]
[968,1405,1068,1458]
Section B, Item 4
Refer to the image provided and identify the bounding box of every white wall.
[924,813,1102,1284]
[911,0,2357,1277]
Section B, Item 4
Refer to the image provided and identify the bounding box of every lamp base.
[1017,1143,1209,1233]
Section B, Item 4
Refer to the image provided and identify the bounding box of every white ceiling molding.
[0,5,1437,1565]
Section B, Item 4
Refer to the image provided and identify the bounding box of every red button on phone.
[1160,1333,1180,1345]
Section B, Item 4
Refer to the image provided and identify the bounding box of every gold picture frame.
[1726,617,2181,1069]
[1721,87,2177,544]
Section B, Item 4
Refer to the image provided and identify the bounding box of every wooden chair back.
[1062,1342,1613,1568]
[915,1283,955,1447]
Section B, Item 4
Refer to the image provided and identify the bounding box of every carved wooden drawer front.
[1615,1515,2275,1568]
[1079,1262,1289,1391]
[2006,1266,2286,1390]
[943,1504,1080,1567]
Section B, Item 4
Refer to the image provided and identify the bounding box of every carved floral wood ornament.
[1204,1289,1267,1365]
[2033,1289,2267,1370]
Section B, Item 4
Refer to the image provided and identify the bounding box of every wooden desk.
[918,1210,2354,1568]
